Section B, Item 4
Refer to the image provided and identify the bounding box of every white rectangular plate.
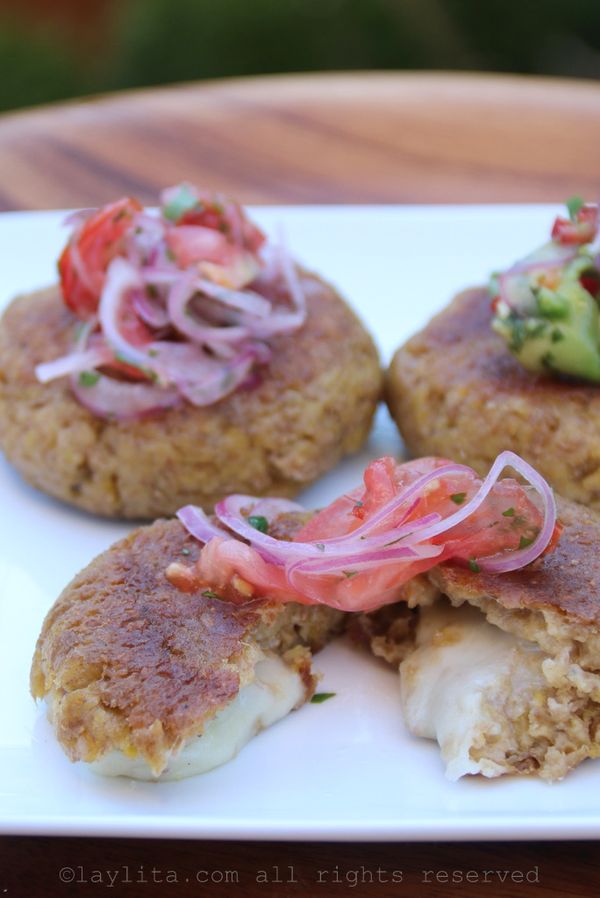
[2,204,597,841]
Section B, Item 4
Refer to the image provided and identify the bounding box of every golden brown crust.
[31,513,344,774]
[31,519,265,771]
[0,272,382,518]
[386,287,600,510]
[429,497,600,626]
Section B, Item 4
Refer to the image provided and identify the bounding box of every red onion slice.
[322,464,471,544]
[71,371,180,420]
[407,450,556,571]
[286,542,443,581]
[35,344,113,383]
[176,350,255,407]
[132,295,169,329]
[176,505,225,544]
[45,188,328,417]
[67,316,180,420]
[98,257,165,379]
[176,452,557,610]
[246,497,305,519]
[167,275,250,345]
[195,277,272,318]
[214,493,443,565]
[509,241,579,274]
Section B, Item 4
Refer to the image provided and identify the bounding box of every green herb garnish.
[162,183,199,222]
[78,370,100,387]
[468,559,481,573]
[248,515,269,534]
[502,507,515,517]
[341,570,358,579]
[450,492,466,505]
[310,692,336,704]
[201,589,220,599]
[519,535,535,549]
[567,195,585,220]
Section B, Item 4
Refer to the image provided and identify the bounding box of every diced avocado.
[492,260,600,382]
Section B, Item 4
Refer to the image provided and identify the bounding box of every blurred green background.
[1,0,600,114]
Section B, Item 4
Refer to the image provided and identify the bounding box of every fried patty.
[387,287,600,510]
[0,271,382,518]
[30,514,344,777]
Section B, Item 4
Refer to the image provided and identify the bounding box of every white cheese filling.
[400,601,543,780]
[90,653,305,781]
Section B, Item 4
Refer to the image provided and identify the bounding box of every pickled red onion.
[172,451,559,612]
[37,185,308,419]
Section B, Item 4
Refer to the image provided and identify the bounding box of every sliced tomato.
[100,295,155,382]
[551,204,598,246]
[165,225,234,268]
[59,197,143,318]
[182,456,557,612]
[176,195,265,254]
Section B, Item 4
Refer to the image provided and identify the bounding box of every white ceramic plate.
[2,204,597,841]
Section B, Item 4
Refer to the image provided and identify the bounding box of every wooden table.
[1,71,600,210]
[2,72,600,897]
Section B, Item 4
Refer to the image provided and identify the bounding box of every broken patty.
[362,496,600,781]
[30,513,344,780]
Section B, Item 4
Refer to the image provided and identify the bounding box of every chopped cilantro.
[566,196,585,220]
[162,183,199,222]
[78,370,100,387]
[310,692,336,704]
[201,589,220,599]
[341,570,358,579]
[248,515,269,534]
[541,351,555,370]
[519,535,535,549]
[468,559,481,573]
[502,507,515,517]
[450,492,466,505]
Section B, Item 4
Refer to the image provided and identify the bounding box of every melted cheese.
[90,653,305,781]
[400,602,543,780]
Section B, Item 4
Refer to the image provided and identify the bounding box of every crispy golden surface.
[31,515,343,775]
[0,271,382,518]
[387,287,600,510]
[429,497,600,627]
